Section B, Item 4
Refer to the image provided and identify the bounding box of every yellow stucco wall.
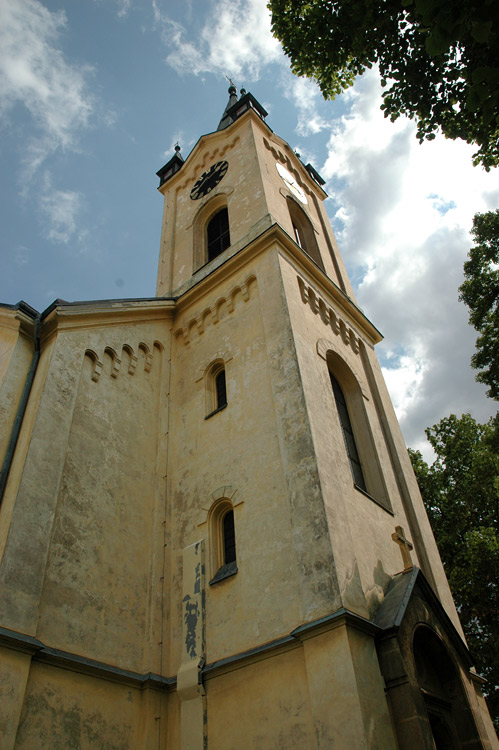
[0,308,35,477]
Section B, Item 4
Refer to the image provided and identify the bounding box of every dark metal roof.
[217,84,239,131]
[222,90,268,127]
[305,162,326,186]
[0,301,39,318]
[374,567,473,668]
[156,147,185,188]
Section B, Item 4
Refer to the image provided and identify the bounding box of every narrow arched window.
[209,500,238,585]
[222,509,236,564]
[205,361,228,418]
[215,368,227,409]
[207,207,230,261]
[330,372,367,492]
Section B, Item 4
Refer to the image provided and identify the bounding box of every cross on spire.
[391,525,414,572]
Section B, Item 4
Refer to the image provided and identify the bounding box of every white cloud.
[116,0,133,17]
[382,353,426,423]
[283,75,329,137]
[14,245,30,267]
[0,0,94,170]
[153,0,281,80]
[39,173,84,244]
[322,69,499,455]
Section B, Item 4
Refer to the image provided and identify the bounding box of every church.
[1,86,497,749]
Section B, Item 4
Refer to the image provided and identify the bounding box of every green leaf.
[472,20,493,43]
[425,26,451,56]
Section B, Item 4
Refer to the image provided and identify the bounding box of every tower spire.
[217,82,239,131]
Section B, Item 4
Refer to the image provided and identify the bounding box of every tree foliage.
[409,413,499,728]
[269,0,499,168]
[459,210,499,399]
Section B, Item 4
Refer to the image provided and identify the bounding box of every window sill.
[209,561,238,585]
[205,403,227,420]
[354,484,393,514]
[195,248,232,275]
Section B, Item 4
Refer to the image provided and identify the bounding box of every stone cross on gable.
[392,525,414,572]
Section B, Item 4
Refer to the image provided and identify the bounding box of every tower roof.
[217,83,239,131]
[156,143,184,187]
[157,86,269,188]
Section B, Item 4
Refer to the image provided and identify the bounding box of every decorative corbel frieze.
[174,274,256,346]
[297,276,360,355]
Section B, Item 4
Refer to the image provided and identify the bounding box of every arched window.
[205,360,228,418]
[192,196,230,271]
[326,352,390,508]
[215,368,227,410]
[330,371,367,492]
[207,207,230,262]
[209,499,238,585]
[286,198,324,270]
[222,509,236,564]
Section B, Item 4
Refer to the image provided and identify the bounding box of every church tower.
[0,86,497,749]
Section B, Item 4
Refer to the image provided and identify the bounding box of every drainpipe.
[0,306,41,505]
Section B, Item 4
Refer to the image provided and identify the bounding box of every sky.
[1,0,499,460]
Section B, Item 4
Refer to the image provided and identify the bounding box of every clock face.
[276,162,308,205]
[190,160,229,200]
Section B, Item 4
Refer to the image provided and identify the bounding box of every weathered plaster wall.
[0,309,34,476]
[204,624,397,750]
[0,308,171,676]
[167,247,341,675]
[13,662,149,750]
[35,323,168,671]
[205,646,315,749]
[0,646,31,750]
[279,251,463,632]
[279,254,401,614]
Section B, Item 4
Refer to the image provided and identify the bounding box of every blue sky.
[2,0,499,457]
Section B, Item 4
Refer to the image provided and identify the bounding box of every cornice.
[39,297,175,343]
[175,223,382,345]
[1,608,380,690]
[0,626,175,691]
[0,303,37,338]
[203,608,380,681]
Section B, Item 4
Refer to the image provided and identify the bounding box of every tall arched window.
[209,499,238,584]
[205,360,228,418]
[286,198,324,270]
[215,368,227,410]
[207,207,230,261]
[330,371,367,492]
[325,351,390,508]
[222,509,236,565]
